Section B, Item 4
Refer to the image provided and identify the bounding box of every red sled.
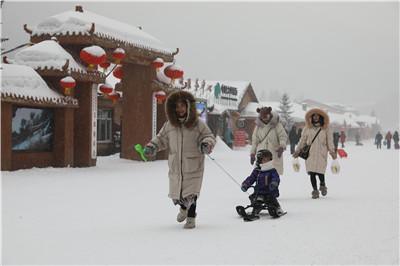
[337,149,348,158]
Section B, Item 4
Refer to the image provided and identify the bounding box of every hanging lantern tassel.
[151,57,164,72]
[60,76,76,96]
[155,90,167,104]
[109,92,120,104]
[112,48,126,64]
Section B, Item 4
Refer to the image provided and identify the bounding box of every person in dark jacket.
[393,131,399,149]
[375,132,383,149]
[297,128,302,144]
[340,131,346,148]
[385,131,392,149]
[241,149,284,216]
[288,125,298,154]
[333,131,340,153]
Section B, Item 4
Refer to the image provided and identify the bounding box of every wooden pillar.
[121,64,154,160]
[54,108,74,167]
[74,83,97,167]
[1,102,12,170]
[156,101,168,160]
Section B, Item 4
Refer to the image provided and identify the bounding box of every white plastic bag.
[292,158,300,172]
[331,159,340,174]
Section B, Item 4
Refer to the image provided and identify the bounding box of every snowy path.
[2,141,399,265]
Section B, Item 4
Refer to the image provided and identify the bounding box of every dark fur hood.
[165,90,198,128]
[305,108,330,129]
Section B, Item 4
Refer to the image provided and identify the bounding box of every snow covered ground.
[2,139,399,265]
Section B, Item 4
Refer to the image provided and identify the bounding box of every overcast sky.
[2,1,399,129]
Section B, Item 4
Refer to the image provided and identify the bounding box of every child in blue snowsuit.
[241,149,284,216]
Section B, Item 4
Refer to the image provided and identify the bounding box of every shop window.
[12,106,54,151]
[97,109,112,143]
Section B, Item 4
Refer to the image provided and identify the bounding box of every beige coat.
[295,108,335,174]
[150,91,216,200]
[250,111,288,175]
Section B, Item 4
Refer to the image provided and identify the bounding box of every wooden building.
[1,64,79,170]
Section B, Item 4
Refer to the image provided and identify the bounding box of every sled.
[337,148,348,158]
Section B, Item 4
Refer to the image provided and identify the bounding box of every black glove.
[241,185,248,192]
[144,143,156,157]
[250,153,255,165]
[201,142,212,154]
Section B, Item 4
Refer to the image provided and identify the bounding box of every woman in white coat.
[293,108,337,199]
[144,91,216,229]
[250,107,288,175]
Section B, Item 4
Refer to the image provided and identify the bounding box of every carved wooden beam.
[23,24,32,34]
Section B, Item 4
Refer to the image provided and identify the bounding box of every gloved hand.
[269,181,279,190]
[250,153,255,165]
[143,143,156,157]
[200,142,213,154]
[241,185,248,192]
[276,147,284,158]
[292,151,299,158]
[330,151,337,160]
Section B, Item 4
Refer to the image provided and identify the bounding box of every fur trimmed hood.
[305,108,330,129]
[256,107,281,127]
[165,90,198,128]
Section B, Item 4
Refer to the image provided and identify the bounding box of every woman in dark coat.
[375,132,383,149]
[288,125,298,154]
[393,131,399,149]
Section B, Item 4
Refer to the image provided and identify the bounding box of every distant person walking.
[333,131,340,153]
[393,131,399,149]
[375,132,383,149]
[355,131,362,146]
[340,130,346,148]
[288,125,299,154]
[385,131,392,149]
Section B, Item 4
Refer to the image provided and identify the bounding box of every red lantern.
[164,64,184,83]
[60,76,76,96]
[154,91,167,104]
[108,92,120,104]
[99,84,113,95]
[99,61,111,70]
[80,45,106,70]
[113,65,123,79]
[112,48,126,64]
[151,57,164,71]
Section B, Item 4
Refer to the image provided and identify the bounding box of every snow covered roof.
[183,79,253,114]
[31,7,174,55]
[241,100,379,128]
[12,40,86,72]
[1,64,78,107]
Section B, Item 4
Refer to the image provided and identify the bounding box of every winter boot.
[177,208,188,223]
[184,217,196,229]
[311,189,319,199]
[319,185,328,196]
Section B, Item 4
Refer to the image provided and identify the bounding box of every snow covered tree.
[278,93,294,131]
